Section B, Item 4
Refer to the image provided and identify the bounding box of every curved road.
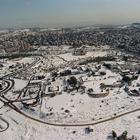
[2,57,41,78]
[0,95,140,127]
[0,116,9,132]
[0,56,41,132]
[0,79,14,95]
[0,56,140,128]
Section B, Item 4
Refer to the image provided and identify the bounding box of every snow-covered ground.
[0,57,34,76]
[0,109,140,140]
[0,47,140,139]
[58,51,107,61]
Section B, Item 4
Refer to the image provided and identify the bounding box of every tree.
[123,56,128,62]
[118,131,128,140]
[51,71,58,78]
[67,76,77,88]
[112,130,117,138]
[122,75,132,85]
[0,84,2,90]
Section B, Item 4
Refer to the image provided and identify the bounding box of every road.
[0,116,9,132]
[0,78,140,128]
[0,55,140,128]
[1,94,140,127]
[2,57,41,78]
[0,79,14,132]
[0,56,41,132]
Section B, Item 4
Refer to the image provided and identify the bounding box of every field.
[0,45,140,139]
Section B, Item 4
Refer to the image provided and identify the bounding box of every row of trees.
[109,130,137,140]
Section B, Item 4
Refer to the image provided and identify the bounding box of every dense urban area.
[0,23,140,140]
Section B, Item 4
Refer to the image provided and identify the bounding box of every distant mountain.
[116,23,140,29]
[131,23,140,26]
[131,23,140,28]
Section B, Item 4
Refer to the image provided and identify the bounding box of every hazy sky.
[0,0,140,28]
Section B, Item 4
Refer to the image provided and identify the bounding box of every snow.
[0,57,34,76]
[58,51,107,61]
[0,109,140,140]
[13,79,28,91]
[13,57,34,64]
[0,47,140,139]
